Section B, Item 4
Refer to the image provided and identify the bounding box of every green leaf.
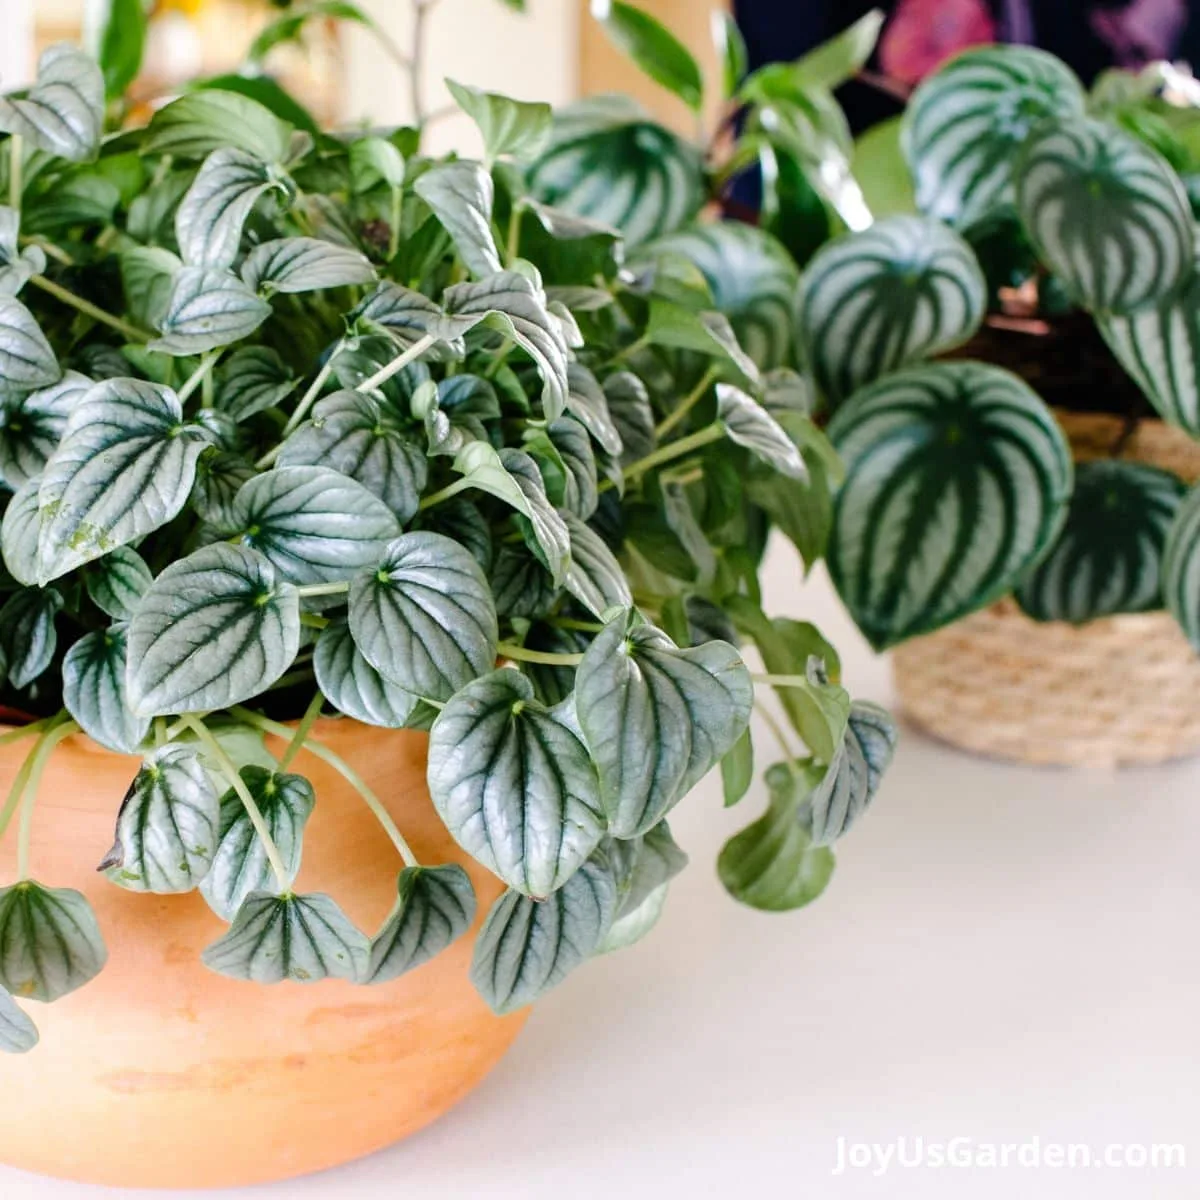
[437,269,570,420]
[0,207,44,296]
[853,115,916,219]
[1015,116,1193,314]
[1,478,40,586]
[151,266,272,356]
[0,370,90,489]
[175,148,286,268]
[789,8,884,92]
[35,378,209,583]
[565,363,622,456]
[366,865,476,984]
[200,766,315,920]
[143,89,294,163]
[412,161,501,279]
[241,237,376,295]
[215,346,296,421]
[795,216,986,406]
[712,10,748,99]
[446,79,552,164]
[590,0,703,112]
[191,450,256,528]
[353,282,447,353]
[604,371,656,467]
[1165,481,1200,649]
[721,727,754,807]
[470,849,617,1014]
[0,882,107,1001]
[85,546,152,621]
[348,532,498,703]
[98,744,219,892]
[646,300,760,385]
[827,362,1073,650]
[809,701,896,846]
[543,416,598,519]
[96,0,147,98]
[0,296,59,393]
[62,625,149,754]
[903,45,1086,229]
[193,74,319,138]
[0,45,104,162]
[249,0,377,62]
[576,611,753,838]
[127,542,301,717]
[563,511,633,618]
[349,135,405,193]
[314,614,423,728]
[429,669,604,897]
[718,761,835,912]
[202,891,368,983]
[717,383,806,479]
[230,465,400,586]
[613,821,688,917]
[0,986,36,1053]
[279,389,427,523]
[1016,460,1183,623]
[119,246,181,331]
[0,587,61,688]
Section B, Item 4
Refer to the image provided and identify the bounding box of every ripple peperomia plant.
[0,22,895,1054]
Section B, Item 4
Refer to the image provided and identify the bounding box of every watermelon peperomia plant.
[0,3,897,1054]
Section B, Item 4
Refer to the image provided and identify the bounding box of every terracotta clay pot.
[0,718,526,1189]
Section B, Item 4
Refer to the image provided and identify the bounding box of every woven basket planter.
[892,410,1200,767]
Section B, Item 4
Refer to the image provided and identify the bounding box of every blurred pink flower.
[879,0,998,84]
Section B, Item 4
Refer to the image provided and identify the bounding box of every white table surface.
[5,540,1200,1199]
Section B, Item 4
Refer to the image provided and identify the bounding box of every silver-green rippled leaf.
[903,44,1086,229]
[597,882,667,954]
[1,477,40,585]
[469,850,617,1014]
[201,765,315,920]
[231,465,400,586]
[716,383,806,479]
[98,744,219,892]
[62,625,149,754]
[428,669,605,898]
[1161,482,1200,650]
[0,206,44,296]
[348,531,497,702]
[0,882,107,1001]
[490,545,557,620]
[241,237,376,295]
[565,363,622,456]
[143,89,294,162]
[1016,460,1183,623]
[120,245,181,330]
[576,611,753,838]
[0,45,104,162]
[808,701,897,846]
[603,370,655,468]
[215,346,296,421]
[446,79,551,163]
[314,614,422,728]
[563,511,632,618]
[85,546,153,621]
[366,864,476,984]
[0,986,37,1053]
[612,821,687,918]
[1015,116,1192,314]
[352,282,447,352]
[827,361,1073,650]
[413,160,501,279]
[127,542,301,717]
[795,215,986,405]
[546,415,598,519]
[0,587,61,689]
[202,891,368,983]
[0,295,59,393]
[151,266,272,356]
[191,450,256,529]
[0,370,89,490]
[36,377,209,582]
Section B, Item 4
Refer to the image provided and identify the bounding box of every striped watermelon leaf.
[1016,460,1184,623]
[1015,116,1193,314]
[526,94,705,247]
[827,361,1072,649]
[640,222,800,371]
[903,44,1086,229]
[795,215,986,407]
[1162,482,1200,650]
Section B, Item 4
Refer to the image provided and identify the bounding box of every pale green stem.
[497,642,584,667]
[299,612,330,630]
[755,701,801,767]
[355,333,437,395]
[183,716,290,890]
[177,350,221,404]
[0,722,53,843]
[9,134,21,214]
[752,673,821,689]
[230,708,419,867]
[600,422,724,494]
[22,238,73,266]
[29,275,152,343]
[0,720,49,750]
[552,617,605,633]
[613,334,650,364]
[388,185,402,260]
[278,341,345,442]
[505,202,523,266]
[296,581,350,600]
[15,719,79,880]
[417,475,473,512]
[279,692,324,774]
[656,365,719,439]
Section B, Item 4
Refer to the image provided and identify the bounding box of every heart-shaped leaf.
[413,161,501,280]
[646,301,760,386]
[0,370,90,489]
[120,245,181,329]
[200,765,315,920]
[36,377,209,582]
[446,79,552,164]
[591,0,703,112]
[1015,116,1192,314]
[143,89,294,162]
[786,7,883,92]
[721,728,754,807]
[470,849,617,1014]
[718,761,836,911]
[1161,482,1200,651]
[0,296,59,393]
[717,383,807,479]
[428,668,605,898]
[562,511,632,617]
[62,625,149,754]
[1,478,40,585]
[202,891,368,983]
[349,135,405,192]
[1016,460,1184,623]
[348,532,497,702]
[84,546,153,621]
[127,542,301,717]
[0,882,107,1001]
[795,215,986,405]
[0,44,104,162]
[576,611,753,838]
[241,237,376,295]
[366,864,476,984]
[229,465,400,586]
[176,148,286,268]
[151,266,272,356]
[98,744,220,892]
[827,361,1073,649]
[314,614,423,728]
[279,389,427,522]
[215,346,296,421]
[0,986,37,1053]
[0,587,61,689]
[808,701,897,846]
[353,282,447,353]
